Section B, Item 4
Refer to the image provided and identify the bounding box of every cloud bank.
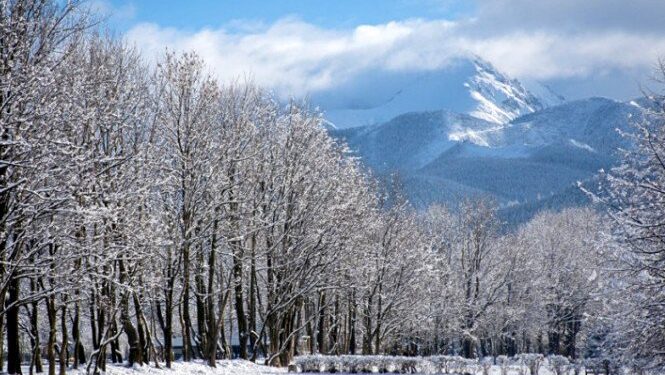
[124,1,665,98]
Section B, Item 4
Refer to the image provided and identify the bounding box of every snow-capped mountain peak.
[314,56,565,128]
[465,57,562,124]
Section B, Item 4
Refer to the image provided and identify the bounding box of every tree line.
[1,1,664,375]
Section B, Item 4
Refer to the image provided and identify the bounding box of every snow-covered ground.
[13,356,610,375]
[31,360,286,375]
[24,359,561,375]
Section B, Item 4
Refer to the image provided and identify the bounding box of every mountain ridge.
[330,96,643,223]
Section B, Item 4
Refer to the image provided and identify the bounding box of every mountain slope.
[465,58,552,123]
[333,110,498,173]
[332,97,643,223]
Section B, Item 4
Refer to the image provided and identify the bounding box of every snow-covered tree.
[584,63,665,370]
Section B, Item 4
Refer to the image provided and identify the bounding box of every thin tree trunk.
[132,292,149,364]
[7,275,23,375]
[195,244,207,359]
[59,303,68,375]
[182,241,193,361]
[248,233,258,358]
[164,283,174,368]
[317,292,328,354]
[117,257,142,366]
[206,219,219,367]
[108,283,122,364]
[46,295,57,375]
[0,304,6,373]
[90,288,98,350]
[349,291,357,355]
[232,241,248,359]
[30,279,43,374]
[72,300,85,367]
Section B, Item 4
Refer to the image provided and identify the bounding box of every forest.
[1,1,665,375]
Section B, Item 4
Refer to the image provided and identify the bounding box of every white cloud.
[124,15,665,98]
[462,31,665,79]
[126,18,463,96]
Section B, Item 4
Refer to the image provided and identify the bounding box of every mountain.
[313,56,564,129]
[322,55,644,224]
[333,111,498,173]
[331,97,643,223]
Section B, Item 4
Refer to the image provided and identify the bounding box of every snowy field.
[23,360,286,375]
[11,355,580,375]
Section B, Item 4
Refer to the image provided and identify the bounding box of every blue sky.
[98,0,665,101]
[105,0,475,30]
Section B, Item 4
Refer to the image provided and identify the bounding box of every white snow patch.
[503,200,520,208]
[569,139,595,153]
[448,126,490,147]
[466,58,551,124]
[448,123,506,147]
[469,90,514,124]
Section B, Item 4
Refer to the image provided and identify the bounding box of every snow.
[64,360,285,375]
[466,57,551,124]
[521,80,566,108]
[629,100,642,108]
[447,123,506,147]
[315,56,563,128]
[569,139,596,153]
[469,89,516,124]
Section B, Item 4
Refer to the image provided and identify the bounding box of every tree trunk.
[132,293,150,364]
[362,294,373,355]
[120,293,142,366]
[109,319,122,363]
[46,295,57,375]
[95,293,107,372]
[232,241,248,359]
[564,312,581,359]
[117,257,142,366]
[249,238,258,359]
[164,289,174,368]
[182,241,193,361]
[348,291,357,355]
[0,303,5,373]
[217,285,231,359]
[72,300,86,367]
[206,221,219,367]
[548,325,561,355]
[59,304,68,375]
[7,275,23,375]
[90,289,98,351]
[317,292,328,354]
[331,295,340,355]
[374,290,382,354]
[30,279,43,374]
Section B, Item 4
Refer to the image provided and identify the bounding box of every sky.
[96,0,665,101]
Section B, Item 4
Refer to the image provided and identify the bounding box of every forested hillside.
[332,97,642,223]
